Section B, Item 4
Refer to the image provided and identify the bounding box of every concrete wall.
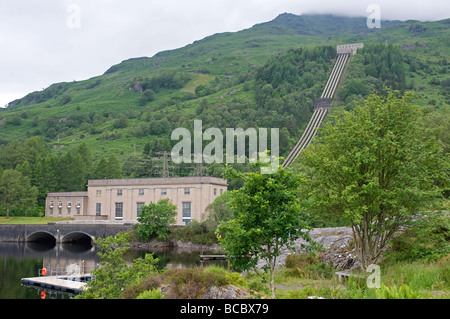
[45,192,88,218]
[337,43,364,55]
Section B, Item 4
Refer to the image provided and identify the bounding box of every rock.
[255,226,360,270]
[201,285,248,299]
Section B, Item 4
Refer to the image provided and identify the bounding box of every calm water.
[0,241,219,299]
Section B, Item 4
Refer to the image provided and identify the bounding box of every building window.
[138,189,144,196]
[49,201,54,215]
[161,188,167,196]
[136,202,145,216]
[117,189,122,196]
[96,203,102,216]
[182,202,191,225]
[214,188,217,196]
[76,202,81,215]
[96,190,102,197]
[184,188,190,195]
[115,203,123,220]
[58,201,62,215]
[220,189,223,195]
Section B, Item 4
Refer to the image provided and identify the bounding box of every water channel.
[0,241,220,299]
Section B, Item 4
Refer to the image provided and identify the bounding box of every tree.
[94,155,122,179]
[299,90,448,270]
[76,143,94,179]
[137,198,178,241]
[107,154,122,178]
[216,158,314,299]
[204,191,233,225]
[23,136,47,167]
[94,158,109,179]
[57,151,87,191]
[76,233,159,299]
[0,169,38,218]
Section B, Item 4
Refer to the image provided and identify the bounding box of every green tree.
[299,90,448,270]
[94,155,122,179]
[57,151,87,191]
[107,154,122,178]
[76,233,159,299]
[94,158,109,179]
[216,158,314,299]
[0,139,24,169]
[205,191,233,223]
[0,169,38,218]
[137,198,178,241]
[33,156,59,204]
[76,143,94,178]
[23,136,47,167]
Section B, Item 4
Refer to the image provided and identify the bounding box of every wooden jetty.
[200,254,227,261]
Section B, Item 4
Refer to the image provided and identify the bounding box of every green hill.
[0,13,448,174]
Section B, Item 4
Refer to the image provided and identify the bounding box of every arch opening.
[62,232,93,247]
[27,232,56,245]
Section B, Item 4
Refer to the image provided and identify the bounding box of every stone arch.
[27,231,56,244]
[61,231,95,246]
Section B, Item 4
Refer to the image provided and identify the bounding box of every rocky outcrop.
[200,285,248,299]
[256,226,361,271]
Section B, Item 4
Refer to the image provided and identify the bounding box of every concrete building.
[45,176,228,225]
[336,43,364,55]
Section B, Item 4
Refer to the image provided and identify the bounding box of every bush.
[137,288,165,299]
[387,211,450,262]
[120,273,163,299]
[375,283,426,299]
[170,220,217,245]
[163,267,229,299]
[284,253,334,280]
[137,199,177,241]
[61,95,71,105]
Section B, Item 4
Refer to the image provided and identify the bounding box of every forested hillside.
[0,13,448,216]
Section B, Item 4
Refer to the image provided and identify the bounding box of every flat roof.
[87,176,228,187]
[46,192,88,197]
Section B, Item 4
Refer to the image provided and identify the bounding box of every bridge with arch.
[0,223,134,244]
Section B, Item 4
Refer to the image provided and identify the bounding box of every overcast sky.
[0,0,448,108]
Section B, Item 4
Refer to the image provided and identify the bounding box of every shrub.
[285,253,319,268]
[137,199,177,241]
[284,253,334,280]
[137,288,165,299]
[375,283,426,299]
[120,273,163,299]
[387,211,450,262]
[162,267,230,299]
[170,220,217,245]
[61,94,71,105]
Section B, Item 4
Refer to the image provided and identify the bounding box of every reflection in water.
[0,242,224,299]
[25,241,55,252]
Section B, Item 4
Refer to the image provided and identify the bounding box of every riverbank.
[129,238,223,253]
[128,226,360,271]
